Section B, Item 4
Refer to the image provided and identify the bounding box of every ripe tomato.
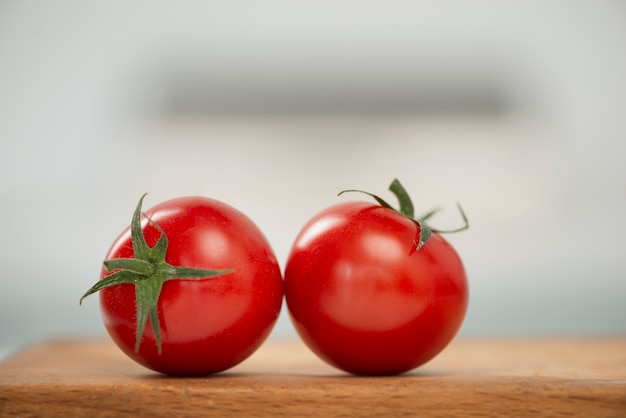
[81,195,283,376]
[284,180,468,375]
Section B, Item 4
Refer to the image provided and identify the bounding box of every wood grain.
[1,337,625,417]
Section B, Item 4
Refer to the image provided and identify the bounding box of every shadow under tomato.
[134,365,452,381]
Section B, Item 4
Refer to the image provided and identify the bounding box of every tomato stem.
[430,203,469,234]
[80,194,234,354]
[338,178,468,250]
[389,178,415,219]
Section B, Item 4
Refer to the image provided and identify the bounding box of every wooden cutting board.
[0,337,625,417]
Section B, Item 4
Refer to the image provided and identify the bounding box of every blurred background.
[1,0,625,360]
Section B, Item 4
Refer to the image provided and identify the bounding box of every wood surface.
[0,337,625,417]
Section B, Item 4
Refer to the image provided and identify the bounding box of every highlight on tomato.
[284,179,469,375]
[80,194,283,376]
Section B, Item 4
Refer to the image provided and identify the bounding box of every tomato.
[284,180,468,375]
[81,195,283,376]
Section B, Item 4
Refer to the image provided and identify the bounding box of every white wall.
[1,0,625,358]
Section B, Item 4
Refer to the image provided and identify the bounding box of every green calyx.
[80,194,233,354]
[338,178,469,250]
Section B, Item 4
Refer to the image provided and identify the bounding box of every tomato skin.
[99,197,283,375]
[284,201,468,375]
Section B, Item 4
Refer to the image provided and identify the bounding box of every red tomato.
[81,195,283,376]
[284,182,468,375]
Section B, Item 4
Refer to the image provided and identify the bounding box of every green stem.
[388,179,415,218]
[103,258,154,275]
[134,276,165,353]
[80,194,234,354]
[430,202,469,234]
[338,178,468,250]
